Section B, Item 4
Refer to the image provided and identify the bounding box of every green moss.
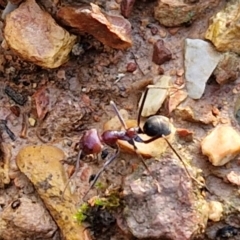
[74,202,89,222]
[75,191,122,223]
[95,181,106,190]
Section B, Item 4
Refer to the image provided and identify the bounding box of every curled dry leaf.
[57,3,132,50]
[33,87,50,121]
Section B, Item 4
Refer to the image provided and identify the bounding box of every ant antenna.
[137,87,150,127]
[61,149,82,200]
[110,101,128,130]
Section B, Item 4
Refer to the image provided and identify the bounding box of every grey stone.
[123,155,208,239]
[184,39,221,99]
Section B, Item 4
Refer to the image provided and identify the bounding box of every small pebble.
[152,39,172,65]
[158,66,164,75]
[169,69,177,76]
[176,68,184,76]
[63,139,72,147]
[126,62,137,72]
[201,125,240,166]
[151,26,158,35]
[28,117,36,127]
[159,28,167,38]
[208,201,223,222]
[232,88,238,94]
[0,196,5,206]
[212,106,220,116]
[168,27,180,35]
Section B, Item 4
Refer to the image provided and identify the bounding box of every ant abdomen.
[80,129,103,155]
[143,115,171,137]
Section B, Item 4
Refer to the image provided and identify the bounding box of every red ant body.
[64,87,203,200]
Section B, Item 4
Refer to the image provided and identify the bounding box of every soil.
[1,1,240,240]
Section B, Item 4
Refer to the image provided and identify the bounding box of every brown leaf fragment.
[57,3,132,50]
[120,0,136,18]
[168,88,187,113]
[33,87,50,121]
[176,128,193,142]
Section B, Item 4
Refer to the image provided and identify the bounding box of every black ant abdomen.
[143,115,171,137]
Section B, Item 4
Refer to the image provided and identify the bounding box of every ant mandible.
[64,86,203,200]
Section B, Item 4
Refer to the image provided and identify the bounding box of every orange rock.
[57,3,132,50]
[201,125,240,166]
[4,0,76,68]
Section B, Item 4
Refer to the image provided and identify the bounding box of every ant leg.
[128,138,152,175]
[82,146,120,201]
[61,149,82,200]
[141,135,206,189]
[162,137,207,189]
[110,101,127,130]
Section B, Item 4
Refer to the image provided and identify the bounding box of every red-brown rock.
[57,3,132,50]
[152,39,172,65]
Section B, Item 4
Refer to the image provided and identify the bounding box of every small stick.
[20,113,28,139]
[0,119,16,141]
[131,52,145,76]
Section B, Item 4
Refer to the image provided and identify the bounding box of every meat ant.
[63,85,205,200]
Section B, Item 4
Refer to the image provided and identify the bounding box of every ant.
[63,86,204,200]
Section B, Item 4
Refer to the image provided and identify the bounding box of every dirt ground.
[1,0,240,240]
